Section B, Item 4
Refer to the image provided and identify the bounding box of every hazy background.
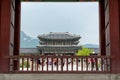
[21,2,99,46]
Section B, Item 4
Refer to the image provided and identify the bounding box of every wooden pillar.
[109,0,120,73]
[99,0,106,55]
[13,0,21,70]
[0,0,11,73]
[0,1,1,69]
[0,0,1,33]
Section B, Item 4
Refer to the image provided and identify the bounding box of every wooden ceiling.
[22,0,98,2]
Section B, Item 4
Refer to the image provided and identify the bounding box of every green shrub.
[76,46,93,56]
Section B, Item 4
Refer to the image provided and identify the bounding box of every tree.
[76,46,93,56]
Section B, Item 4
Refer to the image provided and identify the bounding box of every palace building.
[37,32,82,55]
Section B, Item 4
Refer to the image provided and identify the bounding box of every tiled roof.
[38,32,81,40]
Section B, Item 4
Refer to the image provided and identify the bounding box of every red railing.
[9,55,111,73]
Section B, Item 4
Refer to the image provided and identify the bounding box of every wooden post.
[109,0,120,73]
[13,0,21,71]
[99,0,106,55]
[0,0,11,73]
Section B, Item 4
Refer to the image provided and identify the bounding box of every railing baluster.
[52,57,53,71]
[31,58,33,71]
[47,57,48,71]
[86,58,88,71]
[101,58,103,71]
[18,58,20,71]
[95,58,98,71]
[67,57,68,71]
[57,57,58,71]
[76,57,78,71]
[22,58,24,71]
[91,58,94,71]
[27,58,29,71]
[36,58,38,71]
[17,58,20,71]
[61,57,63,71]
[81,58,83,71]
[71,57,73,71]
[42,57,44,71]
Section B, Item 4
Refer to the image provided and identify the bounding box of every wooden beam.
[21,0,98,2]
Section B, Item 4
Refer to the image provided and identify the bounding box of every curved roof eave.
[38,32,81,40]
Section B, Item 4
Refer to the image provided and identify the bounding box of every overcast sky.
[21,2,99,45]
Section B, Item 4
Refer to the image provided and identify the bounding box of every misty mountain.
[83,44,99,48]
[20,31,39,48]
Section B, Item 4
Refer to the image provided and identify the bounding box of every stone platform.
[0,74,120,80]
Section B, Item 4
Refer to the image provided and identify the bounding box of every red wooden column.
[0,0,1,64]
[99,0,106,55]
[13,0,21,70]
[0,0,1,32]
[0,0,11,73]
[109,0,120,73]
